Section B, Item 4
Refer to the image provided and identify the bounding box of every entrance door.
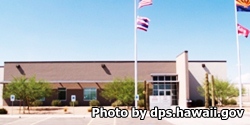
[157,89,172,108]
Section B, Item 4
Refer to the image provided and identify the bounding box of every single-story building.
[233,83,250,106]
[0,66,3,107]
[242,84,250,102]
[0,51,227,107]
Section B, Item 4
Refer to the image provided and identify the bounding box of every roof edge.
[4,60,177,63]
[1,80,147,83]
[176,50,188,58]
[4,60,227,63]
[188,60,226,62]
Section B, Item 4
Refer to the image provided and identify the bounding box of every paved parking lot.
[1,114,250,125]
[1,106,250,125]
[0,115,173,125]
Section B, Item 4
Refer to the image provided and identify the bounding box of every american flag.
[238,24,250,38]
[137,16,150,31]
[138,0,152,8]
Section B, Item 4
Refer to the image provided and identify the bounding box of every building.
[233,83,250,106]
[0,66,4,107]
[242,83,250,106]
[0,51,227,107]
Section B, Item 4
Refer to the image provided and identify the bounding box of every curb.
[0,114,92,118]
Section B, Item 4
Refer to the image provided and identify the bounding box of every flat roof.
[1,80,147,84]
[189,60,226,62]
[4,60,176,63]
[4,60,226,63]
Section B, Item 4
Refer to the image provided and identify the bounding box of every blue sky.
[0,0,250,83]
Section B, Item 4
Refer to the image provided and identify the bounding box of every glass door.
[159,90,164,96]
[158,90,171,96]
[165,90,171,96]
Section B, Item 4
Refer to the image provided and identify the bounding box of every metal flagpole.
[234,0,242,109]
[134,0,138,109]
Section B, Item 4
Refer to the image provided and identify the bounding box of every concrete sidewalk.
[1,106,250,125]
[1,106,98,115]
[1,106,250,115]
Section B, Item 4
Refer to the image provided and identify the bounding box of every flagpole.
[234,0,242,109]
[134,0,138,109]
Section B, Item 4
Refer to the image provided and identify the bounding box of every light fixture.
[16,64,21,68]
[202,64,206,68]
[101,64,106,68]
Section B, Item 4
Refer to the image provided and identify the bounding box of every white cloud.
[232,73,250,84]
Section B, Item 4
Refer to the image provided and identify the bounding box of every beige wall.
[188,62,227,101]
[233,83,250,106]
[0,67,4,107]
[241,84,250,103]
[176,51,189,108]
[3,82,112,106]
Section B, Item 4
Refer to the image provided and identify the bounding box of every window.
[153,76,158,81]
[159,91,164,95]
[165,76,171,81]
[165,84,171,89]
[40,97,45,101]
[172,84,176,89]
[159,76,164,81]
[153,83,158,89]
[153,75,177,81]
[153,90,158,95]
[165,91,171,96]
[58,88,66,101]
[159,83,164,89]
[84,88,97,101]
[172,76,177,81]
[172,90,177,95]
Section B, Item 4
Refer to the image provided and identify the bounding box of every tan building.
[0,51,227,107]
[233,83,250,106]
[0,66,3,107]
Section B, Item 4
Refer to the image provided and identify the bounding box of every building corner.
[176,51,189,108]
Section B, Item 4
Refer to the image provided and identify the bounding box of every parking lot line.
[114,117,116,125]
[29,117,52,125]
[87,118,94,125]
[5,117,33,125]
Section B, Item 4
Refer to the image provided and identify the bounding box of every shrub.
[196,99,204,107]
[227,99,237,105]
[89,100,100,106]
[111,100,123,107]
[51,100,62,106]
[138,99,144,107]
[31,100,43,106]
[222,99,228,105]
[70,101,79,106]
[209,99,218,106]
[64,107,68,112]
[191,100,197,107]
[0,108,8,114]
[87,107,92,112]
